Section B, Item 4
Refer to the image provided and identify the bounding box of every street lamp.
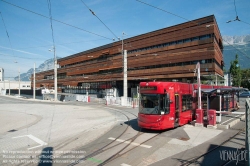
[49,47,57,101]
[33,63,36,99]
[118,32,127,106]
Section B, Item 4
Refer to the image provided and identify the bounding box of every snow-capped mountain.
[223,35,250,70]
[15,57,60,81]
[223,35,250,45]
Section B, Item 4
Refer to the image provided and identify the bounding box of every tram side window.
[175,94,179,111]
[162,94,170,114]
[182,95,192,112]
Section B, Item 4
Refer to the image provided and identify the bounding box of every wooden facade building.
[33,15,224,97]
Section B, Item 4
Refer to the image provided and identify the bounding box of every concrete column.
[123,50,127,106]
[197,62,201,109]
[33,63,36,99]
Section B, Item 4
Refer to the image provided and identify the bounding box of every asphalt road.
[0,95,247,166]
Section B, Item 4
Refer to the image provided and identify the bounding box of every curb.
[217,115,245,129]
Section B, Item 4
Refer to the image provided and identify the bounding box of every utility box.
[208,109,216,126]
[196,109,203,124]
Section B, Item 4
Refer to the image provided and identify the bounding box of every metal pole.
[18,68,20,96]
[9,80,10,95]
[197,62,201,109]
[33,63,36,99]
[123,50,127,106]
[216,74,217,86]
[53,47,57,101]
[246,99,250,166]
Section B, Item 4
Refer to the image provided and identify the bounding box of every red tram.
[137,82,237,130]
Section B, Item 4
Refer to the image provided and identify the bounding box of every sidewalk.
[150,122,246,166]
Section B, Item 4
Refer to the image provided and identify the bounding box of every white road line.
[108,137,152,148]
[221,115,241,125]
[121,163,131,166]
[13,134,47,150]
[28,144,44,150]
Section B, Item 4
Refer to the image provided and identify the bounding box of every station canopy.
[201,87,248,95]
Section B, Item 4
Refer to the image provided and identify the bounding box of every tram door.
[175,94,180,126]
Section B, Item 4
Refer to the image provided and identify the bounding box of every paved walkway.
[0,96,119,165]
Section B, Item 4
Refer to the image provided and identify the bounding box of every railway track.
[66,106,143,166]
[180,128,245,166]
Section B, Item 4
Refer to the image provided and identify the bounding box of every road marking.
[13,134,47,150]
[108,137,152,148]
[87,157,102,163]
[221,115,241,125]
[121,163,131,166]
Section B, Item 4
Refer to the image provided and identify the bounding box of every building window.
[60,33,214,69]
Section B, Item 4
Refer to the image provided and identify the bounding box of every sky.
[0,0,250,80]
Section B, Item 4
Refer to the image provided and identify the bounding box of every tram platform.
[217,99,246,129]
[192,98,246,130]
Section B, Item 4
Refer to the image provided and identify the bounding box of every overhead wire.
[0,53,46,60]
[0,0,113,40]
[46,0,56,146]
[227,0,250,26]
[136,0,189,21]
[80,0,119,40]
[15,39,108,50]
[240,20,250,26]
[47,0,56,52]
[0,11,15,58]
[233,0,238,17]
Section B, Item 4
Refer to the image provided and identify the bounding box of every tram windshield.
[139,94,170,115]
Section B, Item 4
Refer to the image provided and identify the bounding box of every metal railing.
[97,97,139,108]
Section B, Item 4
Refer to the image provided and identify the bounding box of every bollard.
[208,109,216,126]
[195,109,204,127]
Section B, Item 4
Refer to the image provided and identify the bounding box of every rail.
[246,98,250,166]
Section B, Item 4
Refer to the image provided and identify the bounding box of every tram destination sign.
[140,86,157,91]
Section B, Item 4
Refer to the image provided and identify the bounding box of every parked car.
[239,91,250,98]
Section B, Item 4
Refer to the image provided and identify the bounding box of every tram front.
[138,82,175,130]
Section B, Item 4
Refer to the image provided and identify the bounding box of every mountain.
[223,35,250,71]
[14,57,60,81]
[223,35,250,46]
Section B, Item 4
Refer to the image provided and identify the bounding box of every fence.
[102,97,139,108]
[0,89,6,95]
[43,93,90,102]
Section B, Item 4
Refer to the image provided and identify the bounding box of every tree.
[229,54,241,87]
[241,69,250,89]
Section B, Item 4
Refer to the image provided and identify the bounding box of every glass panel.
[182,95,192,111]
[139,94,160,114]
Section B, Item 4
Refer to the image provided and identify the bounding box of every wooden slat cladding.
[34,15,224,88]
[57,15,215,66]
